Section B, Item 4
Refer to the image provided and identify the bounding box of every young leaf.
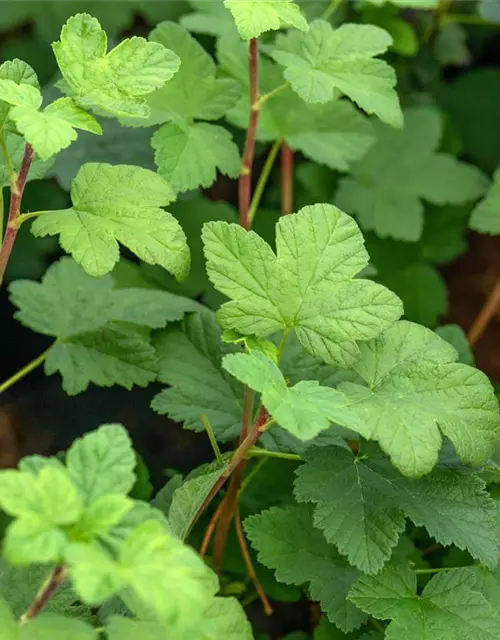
[151,312,244,441]
[65,543,123,605]
[348,565,500,640]
[272,20,402,127]
[470,168,500,234]
[294,446,498,575]
[219,39,375,172]
[202,203,402,368]
[0,59,39,129]
[245,504,367,632]
[8,97,103,161]
[337,321,500,477]
[337,107,489,241]
[224,0,308,40]
[0,131,53,189]
[30,163,189,279]
[151,121,240,194]
[65,424,136,503]
[53,13,180,118]
[222,352,354,441]
[168,467,226,540]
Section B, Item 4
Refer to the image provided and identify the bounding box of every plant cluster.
[0,1,500,639]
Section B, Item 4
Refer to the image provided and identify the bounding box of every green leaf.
[348,565,500,640]
[294,446,498,574]
[434,23,470,67]
[219,39,374,172]
[0,78,41,109]
[152,121,240,194]
[65,542,123,605]
[66,424,136,503]
[435,324,475,366]
[144,21,241,126]
[20,614,97,640]
[337,321,500,477]
[0,559,90,619]
[470,168,500,234]
[0,59,39,129]
[151,312,244,441]
[379,263,447,327]
[53,13,180,118]
[9,98,102,161]
[10,258,198,394]
[223,352,354,440]
[337,107,489,241]
[0,131,53,189]
[272,20,402,127]
[30,163,189,279]
[168,467,226,540]
[0,595,18,639]
[224,0,308,40]
[181,1,237,38]
[245,504,367,632]
[202,203,402,368]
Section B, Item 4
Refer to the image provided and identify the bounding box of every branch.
[468,277,500,346]
[239,38,260,230]
[0,143,34,287]
[20,565,66,624]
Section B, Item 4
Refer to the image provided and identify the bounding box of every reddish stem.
[0,144,34,287]
[281,143,294,216]
[468,277,500,346]
[239,38,260,230]
[20,565,65,623]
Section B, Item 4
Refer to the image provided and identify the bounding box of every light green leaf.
[119,521,216,623]
[245,504,367,632]
[30,163,189,279]
[348,565,500,640]
[66,424,136,503]
[3,518,68,565]
[151,312,244,441]
[337,107,489,241]
[19,614,97,640]
[53,13,180,118]
[106,617,167,640]
[272,20,402,127]
[168,468,226,540]
[10,97,102,161]
[223,352,354,440]
[470,168,500,234]
[219,38,374,172]
[65,542,123,605]
[224,0,308,40]
[202,203,402,368]
[0,59,39,128]
[144,21,241,126]
[0,78,41,109]
[152,121,240,194]
[337,321,500,477]
[0,131,53,189]
[295,446,498,574]
[0,595,21,640]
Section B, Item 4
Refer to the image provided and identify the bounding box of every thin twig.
[20,565,66,624]
[239,38,260,230]
[235,504,273,615]
[281,143,294,216]
[0,144,34,287]
[0,134,18,194]
[0,344,53,395]
[468,277,500,346]
[201,414,224,467]
[200,499,226,558]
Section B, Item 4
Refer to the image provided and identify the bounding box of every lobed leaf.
[224,0,308,40]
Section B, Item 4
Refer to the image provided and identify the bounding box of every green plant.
[0,1,500,638]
